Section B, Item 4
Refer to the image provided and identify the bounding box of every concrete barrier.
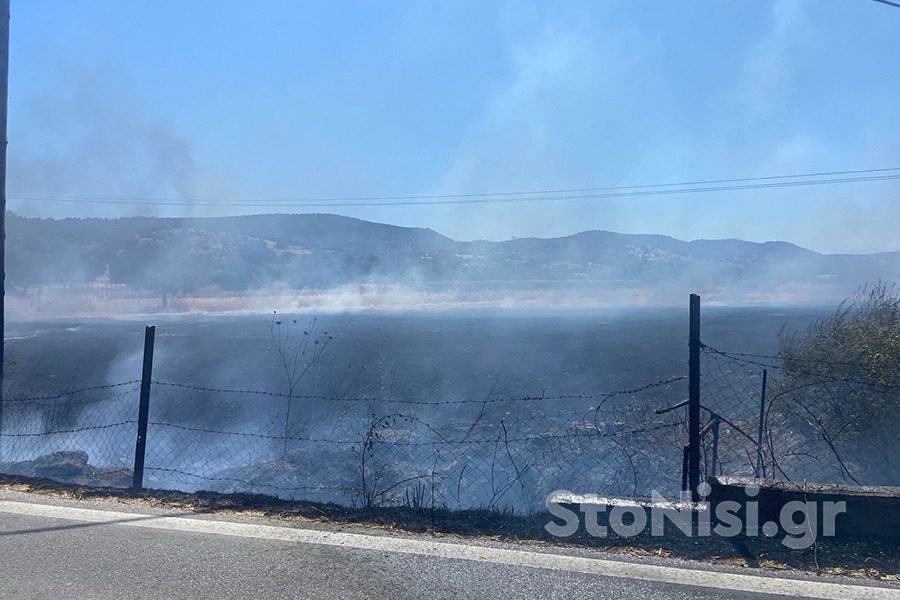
[707,476,900,542]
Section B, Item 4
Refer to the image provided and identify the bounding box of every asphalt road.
[0,490,896,600]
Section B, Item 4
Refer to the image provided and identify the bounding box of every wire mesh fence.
[0,374,690,511]
[700,343,900,488]
[140,377,688,511]
[0,381,140,487]
[3,304,898,511]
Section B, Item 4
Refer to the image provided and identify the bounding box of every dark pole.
[132,325,155,490]
[756,368,768,478]
[0,0,10,455]
[688,294,701,501]
[710,418,720,478]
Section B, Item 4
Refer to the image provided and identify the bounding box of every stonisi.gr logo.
[545,484,847,550]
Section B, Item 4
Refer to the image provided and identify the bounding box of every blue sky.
[6,0,900,253]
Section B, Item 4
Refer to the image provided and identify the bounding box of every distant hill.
[7,212,900,305]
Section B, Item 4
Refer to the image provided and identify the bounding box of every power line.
[872,0,900,8]
[9,172,900,209]
[10,167,900,204]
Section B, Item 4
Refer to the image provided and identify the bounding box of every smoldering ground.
[1,307,832,509]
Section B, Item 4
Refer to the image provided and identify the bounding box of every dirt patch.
[0,473,897,581]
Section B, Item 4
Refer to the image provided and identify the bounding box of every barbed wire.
[699,343,900,388]
[697,345,894,372]
[150,376,687,406]
[148,419,683,446]
[592,376,687,408]
[3,380,141,404]
[0,373,690,505]
[0,420,136,438]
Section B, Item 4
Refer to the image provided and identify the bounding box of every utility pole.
[0,0,10,447]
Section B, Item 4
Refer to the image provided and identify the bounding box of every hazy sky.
[7,1,900,253]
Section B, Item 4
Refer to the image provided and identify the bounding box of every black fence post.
[755,368,768,478]
[688,294,701,501]
[710,417,720,478]
[132,325,155,490]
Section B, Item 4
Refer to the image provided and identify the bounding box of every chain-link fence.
[5,303,897,511]
[0,375,689,511]
[699,343,900,488]
[140,377,688,511]
[0,381,140,487]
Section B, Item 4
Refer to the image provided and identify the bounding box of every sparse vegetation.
[267,312,332,458]
[770,282,900,483]
[779,282,900,386]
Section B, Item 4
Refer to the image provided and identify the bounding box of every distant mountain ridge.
[7,212,900,303]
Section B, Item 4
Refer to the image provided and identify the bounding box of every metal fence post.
[755,368,768,478]
[688,294,701,501]
[710,417,720,478]
[0,0,11,467]
[132,325,156,490]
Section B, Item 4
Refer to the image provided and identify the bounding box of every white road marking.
[0,500,896,599]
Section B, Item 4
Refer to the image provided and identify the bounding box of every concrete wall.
[707,476,900,542]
